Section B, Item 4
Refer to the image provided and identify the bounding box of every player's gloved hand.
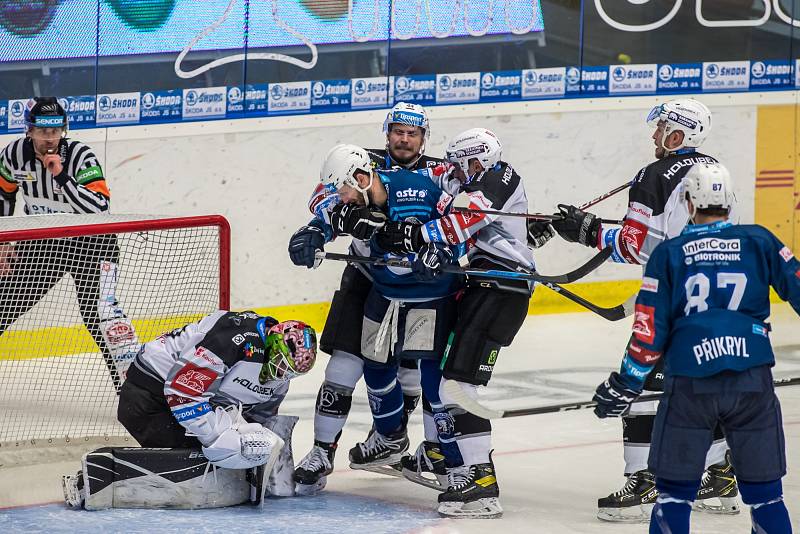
[375,221,425,254]
[593,372,640,418]
[412,242,454,281]
[288,224,325,269]
[526,220,556,249]
[201,426,284,470]
[551,204,601,248]
[329,203,387,240]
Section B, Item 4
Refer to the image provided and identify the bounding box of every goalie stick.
[318,247,611,285]
[443,376,800,420]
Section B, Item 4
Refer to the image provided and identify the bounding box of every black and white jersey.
[0,137,110,216]
[131,311,290,439]
[598,150,719,265]
[419,161,535,270]
[307,148,447,259]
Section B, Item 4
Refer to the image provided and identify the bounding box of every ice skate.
[597,469,658,522]
[401,440,448,491]
[693,451,740,514]
[437,457,502,519]
[293,441,336,495]
[348,428,409,477]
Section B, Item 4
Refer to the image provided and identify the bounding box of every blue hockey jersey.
[369,167,465,300]
[620,221,800,389]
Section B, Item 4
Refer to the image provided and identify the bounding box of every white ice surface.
[2,304,799,533]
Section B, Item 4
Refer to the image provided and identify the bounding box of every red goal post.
[0,214,230,450]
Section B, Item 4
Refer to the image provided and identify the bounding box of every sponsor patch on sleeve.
[632,304,656,344]
[640,276,659,293]
[171,363,218,396]
[779,246,794,263]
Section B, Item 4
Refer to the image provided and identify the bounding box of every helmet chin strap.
[658,126,686,155]
[347,172,373,206]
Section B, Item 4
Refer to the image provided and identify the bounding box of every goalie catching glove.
[551,204,601,248]
[329,203,387,240]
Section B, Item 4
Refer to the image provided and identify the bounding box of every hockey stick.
[536,281,636,321]
[443,375,800,420]
[450,208,623,226]
[318,247,612,285]
[451,181,632,224]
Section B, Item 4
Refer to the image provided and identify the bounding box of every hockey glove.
[412,242,454,281]
[375,221,425,254]
[329,203,387,240]
[593,372,640,418]
[526,220,556,249]
[288,224,325,269]
[202,425,284,470]
[551,204,601,248]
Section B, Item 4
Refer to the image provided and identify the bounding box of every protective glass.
[646,104,665,126]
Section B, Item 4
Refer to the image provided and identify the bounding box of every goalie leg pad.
[320,265,371,356]
[443,286,528,386]
[74,447,251,510]
[261,415,299,497]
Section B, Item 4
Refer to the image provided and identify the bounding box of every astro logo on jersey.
[172,364,218,396]
[632,304,655,344]
[396,188,427,201]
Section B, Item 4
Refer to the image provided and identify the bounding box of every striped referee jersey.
[0,137,110,216]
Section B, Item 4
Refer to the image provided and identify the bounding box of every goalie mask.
[259,320,317,383]
[646,98,711,152]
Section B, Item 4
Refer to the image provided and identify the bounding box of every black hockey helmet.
[24,96,68,133]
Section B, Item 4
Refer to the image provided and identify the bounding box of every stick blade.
[442,379,504,420]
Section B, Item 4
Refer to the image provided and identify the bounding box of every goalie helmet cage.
[0,214,230,450]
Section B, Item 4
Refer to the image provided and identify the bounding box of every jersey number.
[684,272,747,315]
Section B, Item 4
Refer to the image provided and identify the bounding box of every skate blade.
[693,496,740,515]
[401,467,447,491]
[349,461,404,478]
[597,504,653,523]
[294,477,327,496]
[438,497,503,519]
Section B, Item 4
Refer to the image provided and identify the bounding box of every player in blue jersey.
[316,143,466,475]
[593,162,797,534]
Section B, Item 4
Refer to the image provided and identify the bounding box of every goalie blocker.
[62,415,298,510]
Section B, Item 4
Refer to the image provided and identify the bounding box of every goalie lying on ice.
[62,310,317,509]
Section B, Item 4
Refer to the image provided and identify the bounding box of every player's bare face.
[29,127,63,156]
[652,122,667,159]
[387,124,423,164]
[337,184,365,206]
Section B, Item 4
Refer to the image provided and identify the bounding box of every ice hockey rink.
[1,302,798,533]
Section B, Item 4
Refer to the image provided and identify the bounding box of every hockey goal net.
[0,214,230,450]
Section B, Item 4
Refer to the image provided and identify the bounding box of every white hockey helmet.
[445,128,502,183]
[646,98,711,151]
[683,162,734,218]
[319,144,374,204]
[382,102,430,145]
